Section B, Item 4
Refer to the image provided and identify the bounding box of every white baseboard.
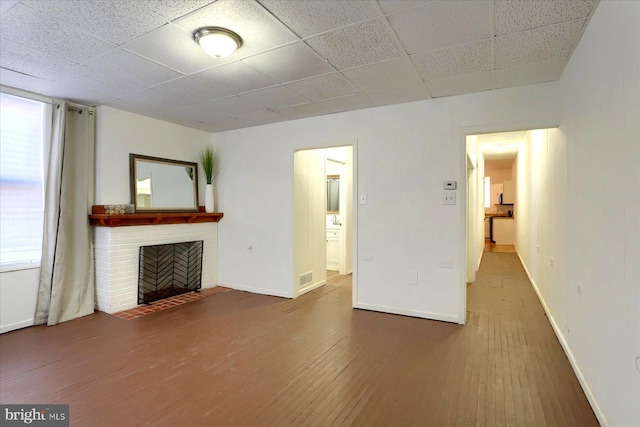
[515,250,608,427]
[353,302,460,324]
[220,282,291,299]
[298,280,326,296]
[0,319,34,334]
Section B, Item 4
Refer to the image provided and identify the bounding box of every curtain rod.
[66,105,94,115]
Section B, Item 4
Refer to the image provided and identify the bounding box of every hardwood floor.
[0,256,597,426]
[484,240,517,253]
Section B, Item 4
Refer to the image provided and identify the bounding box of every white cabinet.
[490,180,515,205]
[493,218,515,244]
[502,180,515,204]
[326,227,341,271]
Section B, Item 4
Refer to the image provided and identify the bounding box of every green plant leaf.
[199,146,216,184]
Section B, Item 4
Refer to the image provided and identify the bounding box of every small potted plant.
[199,145,216,212]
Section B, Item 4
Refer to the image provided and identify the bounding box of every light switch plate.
[359,193,367,205]
[443,180,457,190]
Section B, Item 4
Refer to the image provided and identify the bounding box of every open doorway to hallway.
[293,146,353,299]
[465,127,566,293]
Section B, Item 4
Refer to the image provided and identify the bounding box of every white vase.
[205,184,214,213]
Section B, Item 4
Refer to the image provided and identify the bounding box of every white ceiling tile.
[84,49,182,87]
[0,1,17,14]
[234,109,283,127]
[286,73,360,101]
[425,71,492,98]
[377,1,425,15]
[149,77,226,105]
[314,94,375,114]
[141,0,216,21]
[306,19,404,70]
[241,42,335,84]
[495,0,596,36]
[493,59,566,89]
[62,68,146,101]
[207,118,247,132]
[258,0,379,37]
[495,19,586,69]
[1,4,115,63]
[192,61,277,96]
[112,80,222,115]
[105,98,168,117]
[411,40,492,81]
[274,102,330,120]
[176,0,298,56]
[388,1,493,54]
[0,0,599,131]
[0,67,77,102]
[367,83,431,106]
[176,96,249,119]
[238,86,309,111]
[32,69,144,106]
[124,24,219,74]
[342,57,422,94]
[111,90,216,120]
[21,0,167,45]
[0,38,84,81]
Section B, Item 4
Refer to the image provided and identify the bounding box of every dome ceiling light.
[194,27,243,59]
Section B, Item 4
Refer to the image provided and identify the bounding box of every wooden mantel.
[89,205,223,227]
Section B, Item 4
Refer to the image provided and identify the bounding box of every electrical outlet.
[442,192,456,205]
[439,259,453,268]
[407,270,418,285]
[550,257,555,268]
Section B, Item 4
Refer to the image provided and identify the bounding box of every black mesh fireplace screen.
[138,241,203,304]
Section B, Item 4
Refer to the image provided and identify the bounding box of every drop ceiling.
[0,0,598,133]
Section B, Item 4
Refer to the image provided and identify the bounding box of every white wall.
[293,149,327,295]
[559,2,639,425]
[95,106,212,206]
[0,268,39,333]
[514,2,640,425]
[214,82,561,322]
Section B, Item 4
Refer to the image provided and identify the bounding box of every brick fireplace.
[93,222,218,314]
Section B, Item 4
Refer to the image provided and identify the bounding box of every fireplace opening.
[138,241,203,304]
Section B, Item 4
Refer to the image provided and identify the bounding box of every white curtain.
[35,102,95,326]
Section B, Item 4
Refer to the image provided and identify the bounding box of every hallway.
[0,256,597,426]
[463,252,598,425]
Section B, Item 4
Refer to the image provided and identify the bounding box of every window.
[0,92,50,270]
[484,176,491,208]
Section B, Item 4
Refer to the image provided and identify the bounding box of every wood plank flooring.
[0,254,598,426]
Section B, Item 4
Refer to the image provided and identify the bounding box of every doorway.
[293,146,354,298]
[466,130,525,284]
[465,128,563,296]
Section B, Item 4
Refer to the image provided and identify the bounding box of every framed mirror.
[129,154,199,212]
[327,175,340,213]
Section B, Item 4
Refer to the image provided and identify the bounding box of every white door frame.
[292,141,358,305]
[458,119,560,324]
